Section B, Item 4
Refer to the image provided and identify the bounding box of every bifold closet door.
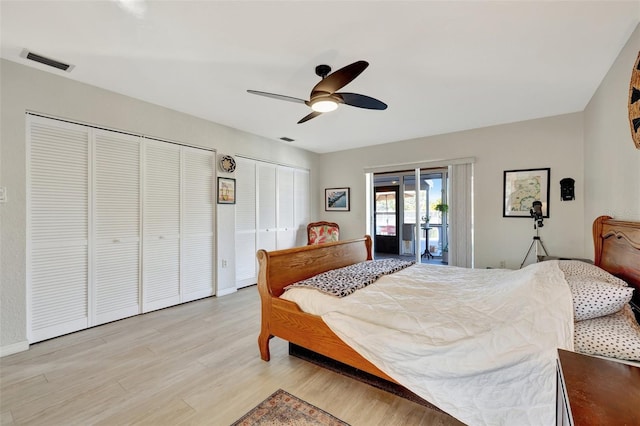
[182,147,214,302]
[28,114,216,341]
[257,162,277,252]
[234,158,311,288]
[28,116,90,342]
[93,130,141,325]
[235,157,258,288]
[294,169,310,246]
[276,166,296,249]
[143,140,181,312]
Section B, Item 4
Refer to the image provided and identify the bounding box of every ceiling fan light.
[311,99,338,113]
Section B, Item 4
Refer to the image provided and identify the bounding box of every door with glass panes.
[374,186,399,254]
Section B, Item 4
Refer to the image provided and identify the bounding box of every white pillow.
[567,277,634,321]
[574,305,640,361]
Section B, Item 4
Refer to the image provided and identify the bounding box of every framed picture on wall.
[503,168,550,218]
[217,177,236,204]
[325,187,350,211]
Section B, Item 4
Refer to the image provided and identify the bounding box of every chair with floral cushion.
[307,221,340,245]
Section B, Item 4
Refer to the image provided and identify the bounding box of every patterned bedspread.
[285,259,415,297]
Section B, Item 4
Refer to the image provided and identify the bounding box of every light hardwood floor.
[0,286,462,425]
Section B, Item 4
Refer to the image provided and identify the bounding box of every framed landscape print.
[217,177,236,204]
[503,168,550,218]
[325,187,350,211]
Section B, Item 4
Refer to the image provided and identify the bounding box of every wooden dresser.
[556,349,640,425]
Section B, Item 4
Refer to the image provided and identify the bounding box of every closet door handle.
[113,239,121,243]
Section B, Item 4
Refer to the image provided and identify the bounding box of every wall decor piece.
[217,177,236,204]
[560,177,575,201]
[503,168,550,218]
[628,51,640,149]
[219,154,237,173]
[325,187,350,211]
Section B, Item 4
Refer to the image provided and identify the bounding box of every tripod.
[519,224,549,269]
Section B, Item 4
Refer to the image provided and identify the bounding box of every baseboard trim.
[1,340,29,357]
[217,287,237,297]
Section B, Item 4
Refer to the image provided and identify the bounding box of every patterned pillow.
[558,260,628,287]
[567,277,634,321]
[574,305,640,361]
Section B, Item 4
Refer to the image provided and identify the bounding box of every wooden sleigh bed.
[255,234,396,380]
[256,215,640,389]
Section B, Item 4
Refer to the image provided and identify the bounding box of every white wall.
[315,24,640,268]
[3,23,638,353]
[0,58,318,352]
[317,113,585,270]
[584,24,640,255]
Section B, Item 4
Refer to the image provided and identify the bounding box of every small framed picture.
[503,168,550,217]
[325,187,350,211]
[217,177,236,204]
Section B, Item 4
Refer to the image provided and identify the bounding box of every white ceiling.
[1,1,638,153]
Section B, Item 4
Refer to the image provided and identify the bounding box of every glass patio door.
[374,186,399,254]
[421,170,447,261]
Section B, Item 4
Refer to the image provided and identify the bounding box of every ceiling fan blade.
[297,111,322,124]
[247,90,307,104]
[311,60,369,95]
[336,92,387,110]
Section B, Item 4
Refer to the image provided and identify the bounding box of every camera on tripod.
[520,200,549,268]
[529,200,544,228]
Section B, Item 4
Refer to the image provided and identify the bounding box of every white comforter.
[281,260,574,426]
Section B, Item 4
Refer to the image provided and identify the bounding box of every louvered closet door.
[294,169,310,246]
[93,130,141,325]
[276,166,297,249]
[143,140,181,312]
[257,162,277,252]
[28,116,89,343]
[182,147,214,302]
[235,157,257,288]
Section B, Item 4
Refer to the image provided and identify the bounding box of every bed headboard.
[593,215,640,293]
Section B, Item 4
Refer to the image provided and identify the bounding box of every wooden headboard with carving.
[592,216,640,295]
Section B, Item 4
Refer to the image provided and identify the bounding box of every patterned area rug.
[231,389,349,426]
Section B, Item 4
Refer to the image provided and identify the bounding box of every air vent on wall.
[280,137,295,142]
[20,49,75,72]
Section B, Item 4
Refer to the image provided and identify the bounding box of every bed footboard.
[256,236,396,381]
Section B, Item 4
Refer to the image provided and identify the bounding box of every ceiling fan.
[247,60,387,124]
